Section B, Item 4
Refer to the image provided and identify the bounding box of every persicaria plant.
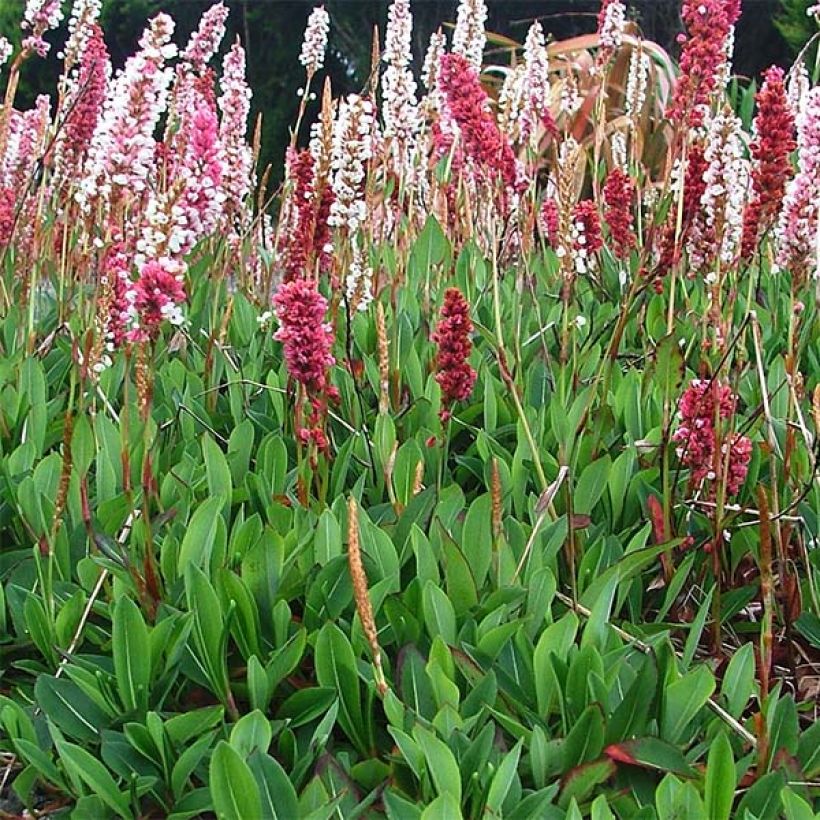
[0,0,818,816]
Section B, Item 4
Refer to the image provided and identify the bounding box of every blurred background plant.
[777,0,818,52]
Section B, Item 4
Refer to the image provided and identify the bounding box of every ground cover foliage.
[0,0,819,817]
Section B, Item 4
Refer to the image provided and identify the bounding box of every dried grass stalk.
[347,496,388,695]
[376,302,390,415]
[491,457,502,542]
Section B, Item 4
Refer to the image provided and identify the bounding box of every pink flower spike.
[437,52,522,193]
[273,278,335,395]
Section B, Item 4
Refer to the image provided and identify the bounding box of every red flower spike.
[433,287,477,420]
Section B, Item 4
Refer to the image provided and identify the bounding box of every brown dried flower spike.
[347,496,388,696]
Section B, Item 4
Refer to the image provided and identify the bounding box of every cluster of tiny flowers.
[452,0,487,71]
[788,61,811,118]
[102,242,135,348]
[673,379,751,497]
[61,0,102,69]
[438,53,522,192]
[218,42,254,234]
[381,0,419,174]
[714,25,736,93]
[273,279,335,394]
[776,87,820,279]
[689,108,749,270]
[808,3,820,16]
[741,66,795,260]
[282,148,334,281]
[570,200,603,274]
[22,0,64,57]
[519,21,552,147]
[176,94,227,246]
[498,65,527,144]
[539,198,560,248]
[667,0,741,128]
[0,37,12,69]
[131,258,187,339]
[433,287,477,421]
[603,168,636,258]
[273,279,337,452]
[3,96,50,195]
[611,130,627,169]
[299,5,330,77]
[345,240,373,312]
[79,14,177,212]
[421,29,446,92]
[653,143,709,280]
[328,94,376,233]
[625,45,649,120]
[560,71,582,117]
[54,24,110,184]
[597,0,627,53]
[282,149,317,281]
[181,2,228,73]
[0,188,15,247]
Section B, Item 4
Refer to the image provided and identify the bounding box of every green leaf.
[420,793,463,820]
[797,718,820,777]
[461,494,493,589]
[112,596,150,714]
[171,730,217,800]
[580,572,618,651]
[735,771,785,820]
[574,456,612,516]
[55,739,132,818]
[563,705,605,770]
[681,587,714,670]
[606,657,656,743]
[580,538,681,610]
[185,565,230,704]
[248,751,299,819]
[165,706,224,746]
[203,434,233,521]
[656,773,705,820]
[209,741,262,820]
[652,334,684,401]
[314,509,342,565]
[314,622,366,753]
[661,665,715,743]
[767,695,799,768]
[413,725,461,803]
[721,643,755,718]
[12,739,66,791]
[793,612,820,649]
[178,496,225,574]
[247,655,271,712]
[704,731,735,820]
[440,526,478,615]
[422,581,457,645]
[590,795,615,820]
[485,739,522,815]
[780,787,816,820]
[533,612,579,715]
[229,710,272,758]
[34,676,108,743]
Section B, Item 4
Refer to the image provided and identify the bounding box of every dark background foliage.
[0,0,809,180]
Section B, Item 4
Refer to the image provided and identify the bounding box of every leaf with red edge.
[558,758,616,809]
[605,737,695,778]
